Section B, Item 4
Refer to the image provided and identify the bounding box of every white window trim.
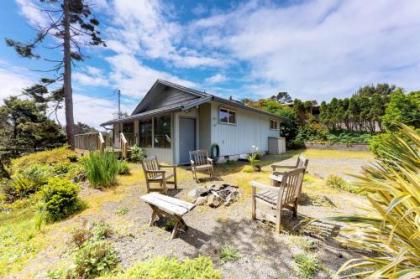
[218,107,237,125]
[270,119,280,130]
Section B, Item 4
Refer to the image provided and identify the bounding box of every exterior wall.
[173,109,199,164]
[210,101,280,157]
[198,103,211,150]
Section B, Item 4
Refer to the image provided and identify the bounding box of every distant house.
[101,80,284,164]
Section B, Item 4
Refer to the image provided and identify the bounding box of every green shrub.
[10,147,76,174]
[118,161,130,175]
[104,256,221,279]
[129,144,145,162]
[293,253,319,279]
[5,164,50,201]
[334,125,420,278]
[83,152,120,188]
[74,241,119,279]
[39,177,83,222]
[219,246,240,263]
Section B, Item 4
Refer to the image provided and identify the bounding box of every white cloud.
[191,0,420,100]
[107,0,227,68]
[0,63,35,102]
[57,93,135,129]
[205,73,227,84]
[106,53,196,98]
[73,66,110,87]
[15,0,49,28]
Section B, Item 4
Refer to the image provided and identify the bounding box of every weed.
[92,221,113,240]
[164,219,176,231]
[74,240,119,278]
[325,175,358,193]
[118,160,131,175]
[103,256,221,279]
[115,207,129,216]
[219,246,240,263]
[293,253,319,279]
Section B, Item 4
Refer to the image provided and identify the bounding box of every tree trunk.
[63,0,75,149]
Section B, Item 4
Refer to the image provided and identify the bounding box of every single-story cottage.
[101,79,285,165]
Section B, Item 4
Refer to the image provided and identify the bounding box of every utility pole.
[116,89,121,119]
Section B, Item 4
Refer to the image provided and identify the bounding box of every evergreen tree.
[0,97,66,151]
[5,0,105,149]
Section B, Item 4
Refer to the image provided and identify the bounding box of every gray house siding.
[198,103,211,150]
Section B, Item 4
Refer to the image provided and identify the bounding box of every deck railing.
[120,132,128,159]
[74,132,106,151]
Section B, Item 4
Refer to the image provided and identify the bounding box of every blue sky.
[1,0,420,128]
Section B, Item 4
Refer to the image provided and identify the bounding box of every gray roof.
[101,79,284,126]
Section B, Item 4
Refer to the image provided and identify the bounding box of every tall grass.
[83,152,120,188]
[333,125,420,278]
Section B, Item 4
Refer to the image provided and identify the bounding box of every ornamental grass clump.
[333,124,420,278]
[83,152,120,188]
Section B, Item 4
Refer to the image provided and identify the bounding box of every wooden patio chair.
[251,167,306,233]
[189,150,214,182]
[141,156,177,194]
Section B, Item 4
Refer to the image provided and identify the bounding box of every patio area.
[14,150,373,278]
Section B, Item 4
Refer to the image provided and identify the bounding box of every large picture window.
[154,115,171,148]
[139,119,152,148]
[219,107,236,124]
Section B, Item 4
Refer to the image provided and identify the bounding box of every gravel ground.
[12,151,372,279]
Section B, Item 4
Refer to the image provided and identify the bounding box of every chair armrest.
[190,160,195,166]
[207,157,213,164]
[250,181,280,192]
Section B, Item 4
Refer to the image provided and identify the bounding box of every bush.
[334,125,420,278]
[118,161,130,175]
[130,144,145,162]
[74,241,119,279]
[39,177,83,222]
[10,147,76,174]
[83,152,120,188]
[104,256,221,279]
[4,164,50,201]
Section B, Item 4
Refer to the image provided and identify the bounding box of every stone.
[195,196,208,206]
[207,194,222,208]
[188,188,207,200]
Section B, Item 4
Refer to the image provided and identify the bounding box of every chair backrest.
[189,150,209,166]
[296,155,309,169]
[277,167,305,206]
[141,156,160,179]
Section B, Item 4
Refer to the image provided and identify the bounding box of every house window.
[139,119,152,148]
[270,119,279,130]
[219,108,236,124]
[154,115,171,148]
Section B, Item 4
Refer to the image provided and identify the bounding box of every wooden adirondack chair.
[141,156,177,193]
[189,150,214,182]
[251,167,306,233]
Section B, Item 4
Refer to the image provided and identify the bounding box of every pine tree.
[5,0,105,149]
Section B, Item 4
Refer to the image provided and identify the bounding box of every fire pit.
[188,184,240,208]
